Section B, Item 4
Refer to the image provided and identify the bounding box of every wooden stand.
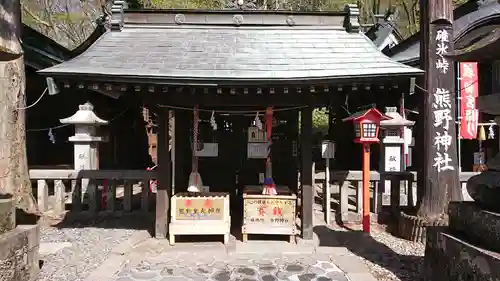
[169,192,230,245]
[242,185,297,243]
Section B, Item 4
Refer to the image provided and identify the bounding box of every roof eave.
[38,70,423,87]
[449,27,500,61]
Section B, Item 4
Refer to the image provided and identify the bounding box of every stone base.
[424,226,500,281]
[0,224,40,281]
[0,195,15,235]
[449,201,500,252]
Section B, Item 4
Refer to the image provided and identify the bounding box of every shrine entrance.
[187,111,299,191]
[38,7,422,242]
[177,109,300,232]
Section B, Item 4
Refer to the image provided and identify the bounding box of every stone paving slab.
[111,252,352,281]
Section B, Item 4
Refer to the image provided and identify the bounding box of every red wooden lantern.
[342,107,391,233]
[342,108,391,144]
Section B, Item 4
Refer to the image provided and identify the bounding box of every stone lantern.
[60,102,108,171]
[379,107,415,173]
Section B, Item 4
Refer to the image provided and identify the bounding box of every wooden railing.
[322,170,479,223]
[29,169,157,215]
[31,168,480,220]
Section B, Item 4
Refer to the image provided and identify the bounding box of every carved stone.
[60,102,108,171]
[226,0,258,10]
[423,154,500,280]
[425,226,500,281]
[466,153,500,212]
[449,202,500,252]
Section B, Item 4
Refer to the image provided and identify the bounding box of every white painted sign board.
[384,146,401,172]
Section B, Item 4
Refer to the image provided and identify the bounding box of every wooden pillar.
[417,0,461,217]
[301,104,314,240]
[155,109,171,239]
[174,110,187,190]
[288,111,299,193]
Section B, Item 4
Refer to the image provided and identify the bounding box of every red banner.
[459,62,479,139]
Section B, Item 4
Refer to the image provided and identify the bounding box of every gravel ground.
[312,174,425,281]
[312,199,425,281]
[326,222,425,281]
[38,216,147,281]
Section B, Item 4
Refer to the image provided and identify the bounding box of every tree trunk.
[0,0,38,214]
[416,0,461,221]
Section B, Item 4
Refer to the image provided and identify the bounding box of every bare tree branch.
[21,3,51,28]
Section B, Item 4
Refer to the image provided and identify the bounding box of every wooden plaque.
[175,196,225,220]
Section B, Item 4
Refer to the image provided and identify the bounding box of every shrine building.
[38,1,423,242]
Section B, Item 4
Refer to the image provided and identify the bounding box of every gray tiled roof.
[39,26,422,83]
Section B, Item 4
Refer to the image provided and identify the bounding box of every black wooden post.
[301,104,314,240]
[174,110,186,190]
[155,108,171,239]
[417,0,461,218]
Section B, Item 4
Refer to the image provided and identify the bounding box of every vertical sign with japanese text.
[384,146,402,172]
[430,25,457,173]
[459,62,479,139]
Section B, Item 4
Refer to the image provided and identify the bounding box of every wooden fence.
[29,169,157,215]
[322,170,479,223]
[30,168,479,221]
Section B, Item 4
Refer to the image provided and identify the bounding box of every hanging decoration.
[254,112,263,130]
[478,125,486,141]
[48,128,56,144]
[459,62,479,139]
[210,111,217,131]
[488,125,495,139]
[188,104,203,193]
[262,107,277,196]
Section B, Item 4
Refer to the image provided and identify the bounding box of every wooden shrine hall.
[38,1,422,242]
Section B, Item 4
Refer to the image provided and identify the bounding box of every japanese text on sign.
[435,29,450,74]
[432,28,455,173]
[175,198,224,220]
[459,62,479,139]
[244,198,295,226]
[384,146,401,172]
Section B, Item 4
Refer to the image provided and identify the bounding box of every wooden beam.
[155,108,171,239]
[29,169,156,180]
[146,87,306,107]
[301,104,314,240]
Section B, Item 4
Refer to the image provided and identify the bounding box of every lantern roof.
[60,102,109,125]
[380,107,415,127]
[342,107,391,122]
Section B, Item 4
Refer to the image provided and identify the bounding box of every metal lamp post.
[343,108,391,233]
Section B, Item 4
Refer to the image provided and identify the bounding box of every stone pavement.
[88,232,377,281]
[113,253,354,281]
[81,208,378,281]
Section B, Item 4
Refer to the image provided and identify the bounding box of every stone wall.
[0,195,40,281]
[425,226,500,281]
[0,224,40,281]
[424,202,500,281]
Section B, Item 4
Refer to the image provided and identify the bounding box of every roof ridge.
[111,0,125,31]
[343,4,360,33]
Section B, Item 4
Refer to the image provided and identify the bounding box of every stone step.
[449,201,500,252]
[425,226,500,281]
[0,195,15,235]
